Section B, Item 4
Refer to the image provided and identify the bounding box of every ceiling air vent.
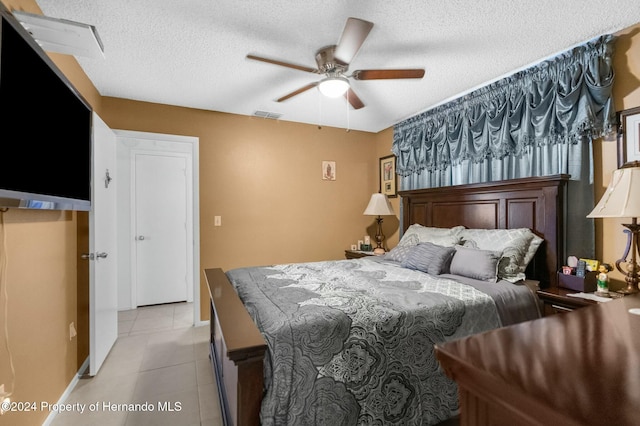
[253,110,282,120]
[12,10,105,59]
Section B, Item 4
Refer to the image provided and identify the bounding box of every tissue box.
[557,271,597,292]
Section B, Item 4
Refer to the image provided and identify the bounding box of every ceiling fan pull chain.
[346,90,351,132]
[317,93,323,130]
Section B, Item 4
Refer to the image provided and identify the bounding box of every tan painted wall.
[373,127,400,247]
[0,210,79,426]
[97,99,384,320]
[596,23,640,290]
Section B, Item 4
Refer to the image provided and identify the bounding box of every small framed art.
[618,106,640,167]
[322,161,336,181]
[379,155,397,197]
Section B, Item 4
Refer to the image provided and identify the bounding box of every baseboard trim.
[41,356,90,426]
[195,319,210,327]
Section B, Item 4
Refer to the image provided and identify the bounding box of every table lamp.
[587,162,640,293]
[363,193,395,255]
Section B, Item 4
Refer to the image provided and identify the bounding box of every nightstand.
[344,250,376,259]
[536,287,625,315]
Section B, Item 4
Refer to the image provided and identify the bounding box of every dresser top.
[435,294,640,425]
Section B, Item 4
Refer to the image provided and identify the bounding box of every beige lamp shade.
[587,166,640,219]
[363,193,395,216]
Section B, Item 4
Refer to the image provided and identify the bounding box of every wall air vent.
[253,110,282,120]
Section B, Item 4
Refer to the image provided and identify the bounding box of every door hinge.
[105,169,113,188]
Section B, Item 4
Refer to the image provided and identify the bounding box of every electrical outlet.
[214,216,221,226]
[69,322,77,340]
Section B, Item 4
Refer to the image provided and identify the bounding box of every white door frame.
[114,130,202,325]
[131,149,192,306]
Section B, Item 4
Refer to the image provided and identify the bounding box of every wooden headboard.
[399,175,569,288]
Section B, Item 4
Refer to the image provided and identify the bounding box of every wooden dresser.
[435,294,640,426]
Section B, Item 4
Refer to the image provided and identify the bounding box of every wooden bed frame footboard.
[204,174,569,426]
[205,268,267,426]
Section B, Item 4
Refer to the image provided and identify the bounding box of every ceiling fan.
[246,17,425,110]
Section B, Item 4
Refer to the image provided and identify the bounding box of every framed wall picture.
[322,161,336,181]
[379,155,397,197]
[618,106,640,167]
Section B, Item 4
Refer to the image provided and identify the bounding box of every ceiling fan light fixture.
[318,76,349,98]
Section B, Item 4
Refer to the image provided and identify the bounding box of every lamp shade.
[363,193,395,216]
[587,166,640,218]
[318,76,349,98]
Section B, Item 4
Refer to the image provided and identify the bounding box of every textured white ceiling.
[34,0,640,133]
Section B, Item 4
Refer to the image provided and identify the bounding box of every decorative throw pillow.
[386,243,416,263]
[401,242,456,275]
[450,245,502,282]
[497,234,534,282]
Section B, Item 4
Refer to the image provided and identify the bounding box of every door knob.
[96,252,108,259]
[81,253,95,260]
[136,235,145,241]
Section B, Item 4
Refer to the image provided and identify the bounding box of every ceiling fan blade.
[277,82,319,102]
[334,17,374,65]
[352,69,425,80]
[344,88,364,110]
[247,54,319,74]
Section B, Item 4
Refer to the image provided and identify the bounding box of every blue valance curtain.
[392,34,617,258]
[392,34,616,189]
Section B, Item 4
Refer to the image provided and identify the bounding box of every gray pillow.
[450,245,502,282]
[401,242,456,275]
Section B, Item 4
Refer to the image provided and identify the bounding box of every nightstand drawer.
[546,301,579,315]
[344,250,375,259]
[537,287,596,316]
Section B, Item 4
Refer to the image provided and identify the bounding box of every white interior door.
[133,152,190,306]
[89,113,118,376]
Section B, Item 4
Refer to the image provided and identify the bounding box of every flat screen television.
[0,5,92,211]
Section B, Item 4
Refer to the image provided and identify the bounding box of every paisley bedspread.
[227,258,510,425]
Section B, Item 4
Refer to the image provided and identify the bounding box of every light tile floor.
[51,302,223,426]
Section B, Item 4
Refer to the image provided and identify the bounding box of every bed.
[204,174,569,426]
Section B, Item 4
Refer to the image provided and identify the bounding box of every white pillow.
[396,233,420,247]
[399,224,464,247]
